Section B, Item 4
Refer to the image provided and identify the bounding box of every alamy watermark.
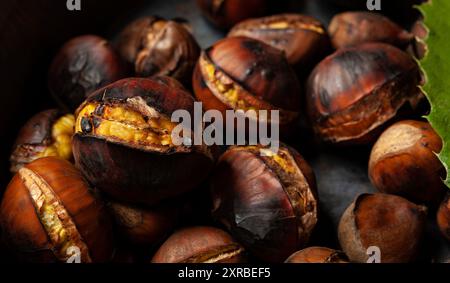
[367,0,381,11]
[66,0,81,11]
[171,102,280,155]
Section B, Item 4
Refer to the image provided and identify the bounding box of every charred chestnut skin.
[338,193,427,263]
[0,157,114,263]
[151,226,246,263]
[228,14,330,73]
[306,43,424,144]
[72,77,214,206]
[329,12,414,49]
[196,0,269,30]
[369,120,446,205]
[437,194,450,241]
[193,37,301,136]
[49,35,127,111]
[285,247,348,263]
[9,109,74,173]
[107,200,179,247]
[115,16,200,86]
[211,145,318,262]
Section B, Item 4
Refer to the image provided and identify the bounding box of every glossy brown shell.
[437,194,450,241]
[73,77,214,206]
[329,12,414,49]
[196,0,269,30]
[9,109,61,173]
[48,35,126,111]
[228,14,330,71]
[151,226,246,263]
[115,17,200,85]
[285,247,348,263]
[306,42,423,144]
[338,193,427,263]
[0,157,114,262]
[369,120,446,205]
[210,145,318,262]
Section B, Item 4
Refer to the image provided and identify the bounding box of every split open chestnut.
[115,16,200,85]
[437,194,450,241]
[0,157,114,262]
[285,247,348,263]
[306,42,424,144]
[338,193,427,263]
[151,226,246,263]
[72,76,214,206]
[211,144,318,262]
[48,35,127,111]
[369,120,446,205]
[228,14,330,73]
[9,109,74,173]
[196,0,269,30]
[329,12,414,49]
[193,37,301,136]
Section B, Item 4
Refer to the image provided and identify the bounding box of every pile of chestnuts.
[0,0,448,264]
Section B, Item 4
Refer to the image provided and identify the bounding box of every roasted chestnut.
[328,12,414,49]
[151,226,245,263]
[437,194,450,241]
[196,0,269,30]
[285,247,348,263]
[107,200,179,247]
[228,14,330,73]
[115,16,200,85]
[0,157,114,262]
[306,43,424,144]
[72,76,214,206]
[338,193,427,263]
[193,37,301,136]
[369,120,446,205]
[10,109,74,173]
[211,144,318,262]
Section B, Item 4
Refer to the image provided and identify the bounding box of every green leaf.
[419,0,450,188]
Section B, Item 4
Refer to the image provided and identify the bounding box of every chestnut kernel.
[0,157,114,262]
[228,14,330,72]
[437,194,450,241]
[338,193,427,263]
[306,43,424,144]
[107,200,179,247]
[48,35,127,111]
[193,37,301,136]
[285,247,348,263]
[211,144,318,262]
[151,226,246,263]
[196,0,269,30]
[329,12,414,49]
[115,16,200,85]
[72,77,214,206]
[10,109,75,173]
[369,120,446,205]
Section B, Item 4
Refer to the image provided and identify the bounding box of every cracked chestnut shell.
[115,16,200,85]
[306,43,424,144]
[151,226,246,263]
[369,120,446,205]
[338,193,427,263]
[72,77,214,206]
[10,109,74,173]
[107,200,179,247]
[193,37,301,136]
[49,35,127,111]
[437,194,450,241]
[329,12,414,49]
[228,14,330,73]
[211,144,318,262]
[285,247,348,263]
[0,157,114,263]
[196,0,269,30]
